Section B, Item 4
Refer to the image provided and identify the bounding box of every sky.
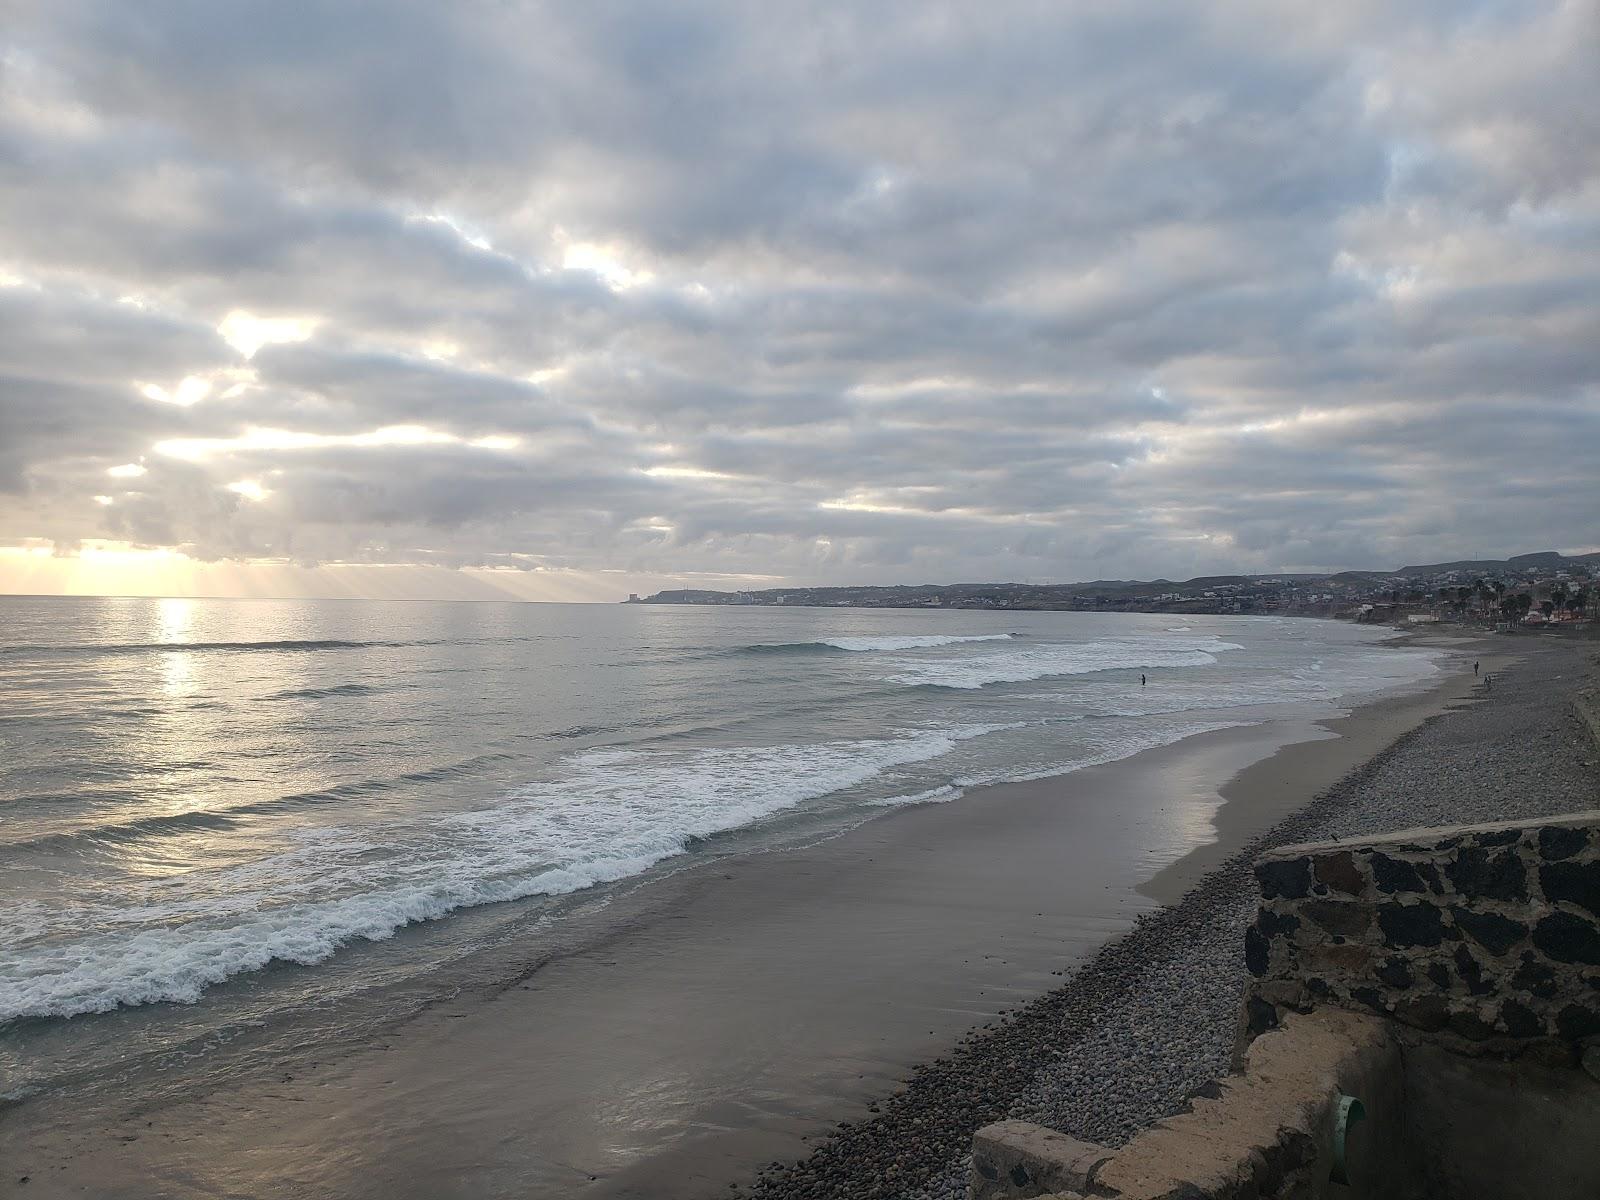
[1,1,1597,601]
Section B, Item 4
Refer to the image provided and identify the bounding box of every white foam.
[869,784,965,808]
[0,727,992,1022]
[814,634,1016,651]
[891,635,1245,689]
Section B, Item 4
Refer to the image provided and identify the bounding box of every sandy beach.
[0,631,1525,1200]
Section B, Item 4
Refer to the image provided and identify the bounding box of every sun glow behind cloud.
[224,479,270,501]
[154,425,523,461]
[0,543,775,603]
[217,311,317,359]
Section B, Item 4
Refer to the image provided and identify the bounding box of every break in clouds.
[1,1,1597,590]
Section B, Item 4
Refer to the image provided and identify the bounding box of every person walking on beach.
[1474,660,1480,676]
[1140,673,1147,686]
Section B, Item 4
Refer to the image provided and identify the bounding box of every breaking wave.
[891,635,1245,689]
[0,726,1000,1022]
[750,633,1017,653]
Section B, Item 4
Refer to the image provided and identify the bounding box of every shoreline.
[0,638,1488,1200]
[1140,633,1519,904]
[749,638,1593,1200]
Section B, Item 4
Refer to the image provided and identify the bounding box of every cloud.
[1,0,1596,593]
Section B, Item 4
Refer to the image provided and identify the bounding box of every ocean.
[0,596,1441,1102]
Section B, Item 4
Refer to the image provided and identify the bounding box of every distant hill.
[1395,551,1600,577]
[629,549,1597,613]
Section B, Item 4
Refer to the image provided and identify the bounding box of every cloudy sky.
[2,1,1596,600]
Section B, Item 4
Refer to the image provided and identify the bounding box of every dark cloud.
[1,1,1596,589]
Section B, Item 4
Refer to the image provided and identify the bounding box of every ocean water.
[0,597,1441,1098]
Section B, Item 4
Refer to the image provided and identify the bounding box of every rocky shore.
[745,639,1599,1200]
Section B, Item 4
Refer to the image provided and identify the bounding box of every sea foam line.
[0,726,1001,1022]
[891,635,1245,689]
[749,633,1017,653]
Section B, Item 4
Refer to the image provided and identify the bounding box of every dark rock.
[1350,986,1386,1014]
[1450,906,1527,956]
[1377,901,1445,948]
[1301,899,1373,939]
[1426,962,1451,990]
[1244,995,1279,1038]
[1376,957,1413,989]
[1453,945,1496,997]
[1449,1009,1498,1041]
[1257,857,1311,900]
[1541,860,1600,918]
[1244,924,1271,977]
[1499,998,1544,1038]
[1532,912,1600,965]
[1394,993,1451,1031]
[1511,953,1559,999]
[1539,826,1589,861]
[1445,848,1527,902]
[1313,851,1366,897]
[1474,828,1523,848]
[1257,908,1301,938]
[1556,1004,1600,1041]
[1369,853,1427,894]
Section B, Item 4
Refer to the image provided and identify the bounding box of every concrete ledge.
[1256,809,1600,864]
[1088,1009,1402,1199]
[969,1121,1110,1200]
[969,1009,1403,1200]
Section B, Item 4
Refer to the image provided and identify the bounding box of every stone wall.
[1244,811,1600,1050]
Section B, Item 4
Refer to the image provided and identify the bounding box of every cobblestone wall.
[1245,812,1600,1047]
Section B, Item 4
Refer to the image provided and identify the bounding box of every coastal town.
[628,550,1599,627]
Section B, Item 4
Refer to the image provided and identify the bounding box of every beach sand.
[0,638,1498,1200]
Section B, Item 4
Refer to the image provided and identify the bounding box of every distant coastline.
[625,549,1600,620]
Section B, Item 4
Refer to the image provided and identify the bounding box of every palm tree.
[1476,579,1494,616]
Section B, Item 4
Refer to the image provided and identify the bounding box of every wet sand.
[0,643,1486,1200]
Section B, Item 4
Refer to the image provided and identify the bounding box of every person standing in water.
[1140,673,1147,686]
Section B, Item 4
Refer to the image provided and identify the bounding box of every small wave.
[0,753,526,856]
[0,728,991,1021]
[751,633,1016,654]
[265,683,380,702]
[892,635,1245,690]
[0,638,415,658]
[541,724,617,740]
[869,783,965,808]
